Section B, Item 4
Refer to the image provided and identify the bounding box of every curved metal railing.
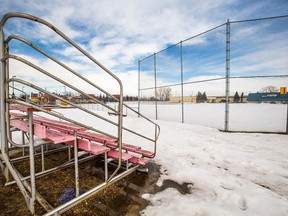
[5,35,160,151]
[1,11,160,160]
[0,12,160,215]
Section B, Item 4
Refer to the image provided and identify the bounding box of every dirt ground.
[0,146,161,216]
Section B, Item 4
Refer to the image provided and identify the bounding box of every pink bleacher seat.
[10,119,47,138]
[33,117,87,132]
[44,130,75,144]
[90,143,110,155]
[108,150,133,161]
[9,112,26,117]
[100,139,143,153]
[10,118,75,144]
[77,139,110,155]
[77,131,117,144]
[121,143,141,152]
[135,149,155,158]
[77,139,91,151]
[10,109,153,165]
[129,156,149,166]
[77,131,154,158]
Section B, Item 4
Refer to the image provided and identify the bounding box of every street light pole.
[21,86,25,100]
[12,75,16,98]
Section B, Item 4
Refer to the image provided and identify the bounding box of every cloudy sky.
[1,0,288,97]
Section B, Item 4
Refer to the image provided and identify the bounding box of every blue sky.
[1,0,288,96]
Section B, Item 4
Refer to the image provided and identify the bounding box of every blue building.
[247,92,288,103]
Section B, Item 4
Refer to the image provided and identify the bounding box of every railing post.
[28,111,36,214]
[0,16,9,182]
[0,18,6,151]
[74,132,79,197]
[0,24,32,212]
[225,20,231,132]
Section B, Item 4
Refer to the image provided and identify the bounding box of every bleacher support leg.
[104,151,108,182]
[41,145,45,171]
[28,111,36,214]
[68,145,71,161]
[22,131,25,156]
[74,132,80,197]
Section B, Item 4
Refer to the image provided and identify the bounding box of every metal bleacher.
[0,12,160,215]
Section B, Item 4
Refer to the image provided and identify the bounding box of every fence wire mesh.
[138,16,288,133]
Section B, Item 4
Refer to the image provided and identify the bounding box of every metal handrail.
[1,11,159,168]
[6,35,119,107]
[8,85,65,122]
[8,85,27,98]
[5,34,160,145]
[9,77,156,143]
[0,12,160,214]
[0,12,124,179]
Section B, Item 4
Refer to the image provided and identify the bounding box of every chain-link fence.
[138,15,288,133]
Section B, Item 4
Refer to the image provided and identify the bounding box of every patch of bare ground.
[0,147,161,216]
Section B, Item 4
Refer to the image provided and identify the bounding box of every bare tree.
[260,86,279,93]
[163,88,172,101]
[156,87,172,101]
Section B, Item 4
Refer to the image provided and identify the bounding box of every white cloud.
[1,0,288,96]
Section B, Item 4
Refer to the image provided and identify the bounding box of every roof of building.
[247,92,288,101]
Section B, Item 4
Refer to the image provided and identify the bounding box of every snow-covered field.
[52,107,288,216]
[141,120,288,216]
[82,103,288,133]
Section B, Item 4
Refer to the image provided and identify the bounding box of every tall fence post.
[286,103,288,134]
[138,59,140,116]
[154,53,158,120]
[180,41,184,123]
[225,20,230,132]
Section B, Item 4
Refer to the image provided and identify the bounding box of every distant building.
[74,94,96,103]
[170,96,196,103]
[247,92,288,103]
[112,94,120,100]
[169,95,247,103]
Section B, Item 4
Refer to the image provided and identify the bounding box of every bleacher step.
[45,130,76,144]
[76,139,110,155]
[77,131,116,144]
[108,150,133,161]
[10,111,154,165]
[122,143,141,152]
[135,149,155,158]
[10,119,75,144]
[33,117,86,133]
[129,156,149,166]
